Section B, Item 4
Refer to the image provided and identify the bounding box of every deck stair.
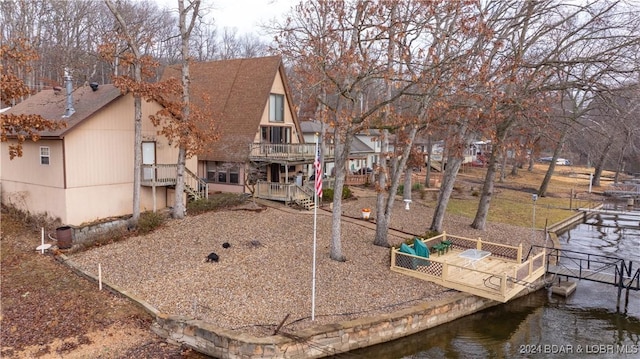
[184,167,208,201]
[294,195,315,210]
[141,164,208,201]
[293,185,315,210]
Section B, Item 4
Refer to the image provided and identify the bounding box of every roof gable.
[3,84,122,138]
[161,56,287,162]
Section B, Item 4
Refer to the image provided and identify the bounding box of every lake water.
[349,203,640,359]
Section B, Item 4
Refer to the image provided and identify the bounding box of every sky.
[209,0,295,36]
[159,0,297,38]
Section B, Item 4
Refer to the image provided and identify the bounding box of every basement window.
[40,146,50,165]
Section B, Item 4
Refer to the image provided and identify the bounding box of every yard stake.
[98,263,102,291]
[41,228,45,254]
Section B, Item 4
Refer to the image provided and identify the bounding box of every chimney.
[62,68,75,118]
[89,82,99,91]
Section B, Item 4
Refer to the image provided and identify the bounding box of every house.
[0,82,197,225]
[160,56,334,208]
[1,55,335,224]
[300,120,382,176]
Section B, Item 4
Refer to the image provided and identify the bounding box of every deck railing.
[141,164,208,200]
[142,164,178,186]
[248,143,335,161]
[390,233,544,302]
[255,181,297,203]
[425,232,522,262]
[254,179,335,205]
[345,174,369,185]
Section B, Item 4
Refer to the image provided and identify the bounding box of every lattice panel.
[482,242,518,260]
[416,262,442,277]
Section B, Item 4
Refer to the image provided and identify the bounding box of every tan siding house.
[162,55,313,196]
[0,84,195,225]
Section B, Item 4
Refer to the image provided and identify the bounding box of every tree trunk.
[425,135,433,188]
[173,0,200,219]
[173,148,187,218]
[471,118,514,231]
[329,128,351,262]
[591,141,612,187]
[132,86,142,224]
[613,130,631,184]
[430,156,463,233]
[499,150,508,182]
[373,126,417,247]
[538,131,568,197]
[471,142,501,230]
[373,130,391,247]
[403,167,412,201]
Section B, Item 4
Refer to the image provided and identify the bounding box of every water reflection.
[347,206,639,359]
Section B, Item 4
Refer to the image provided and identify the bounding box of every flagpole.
[311,134,318,321]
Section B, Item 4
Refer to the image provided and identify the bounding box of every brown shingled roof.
[161,55,285,163]
[3,84,122,138]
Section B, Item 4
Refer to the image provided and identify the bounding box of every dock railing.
[390,233,544,302]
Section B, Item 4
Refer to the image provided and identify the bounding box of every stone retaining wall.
[150,293,512,358]
[70,218,129,245]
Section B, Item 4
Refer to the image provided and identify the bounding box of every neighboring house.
[0,83,197,225]
[353,130,384,172]
[161,56,334,208]
[300,120,382,176]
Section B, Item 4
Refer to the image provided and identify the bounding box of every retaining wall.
[149,293,513,358]
[70,218,129,245]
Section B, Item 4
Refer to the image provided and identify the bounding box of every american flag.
[314,148,323,198]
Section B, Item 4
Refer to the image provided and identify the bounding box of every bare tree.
[172,0,201,219]
[103,0,148,225]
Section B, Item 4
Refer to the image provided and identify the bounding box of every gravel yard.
[69,188,544,337]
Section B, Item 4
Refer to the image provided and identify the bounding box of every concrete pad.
[551,281,577,297]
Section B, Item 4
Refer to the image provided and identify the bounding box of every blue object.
[413,238,429,258]
[399,243,416,255]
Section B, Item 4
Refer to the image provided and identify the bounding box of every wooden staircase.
[184,167,208,201]
[294,194,315,210]
[140,164,208,202]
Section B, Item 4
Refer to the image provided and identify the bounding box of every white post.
[41,228,45,254]
[98,264,102,291]
[152,164,157,213]
[311,134,319,321]
[588,173,593,194]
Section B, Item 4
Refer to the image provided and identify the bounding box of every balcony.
[248,143,335,163]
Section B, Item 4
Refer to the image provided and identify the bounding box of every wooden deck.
[248,143,335,163]
[390,233,547,303]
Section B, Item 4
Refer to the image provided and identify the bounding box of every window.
[229,166,239,184]
[206,162,216,182]
[261,126,291,144]
[40,146,50,165]
[269,94,284,122]
[207,162,240,184]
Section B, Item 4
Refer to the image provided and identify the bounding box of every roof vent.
[89,82,99,91]
[62,68,75,118]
